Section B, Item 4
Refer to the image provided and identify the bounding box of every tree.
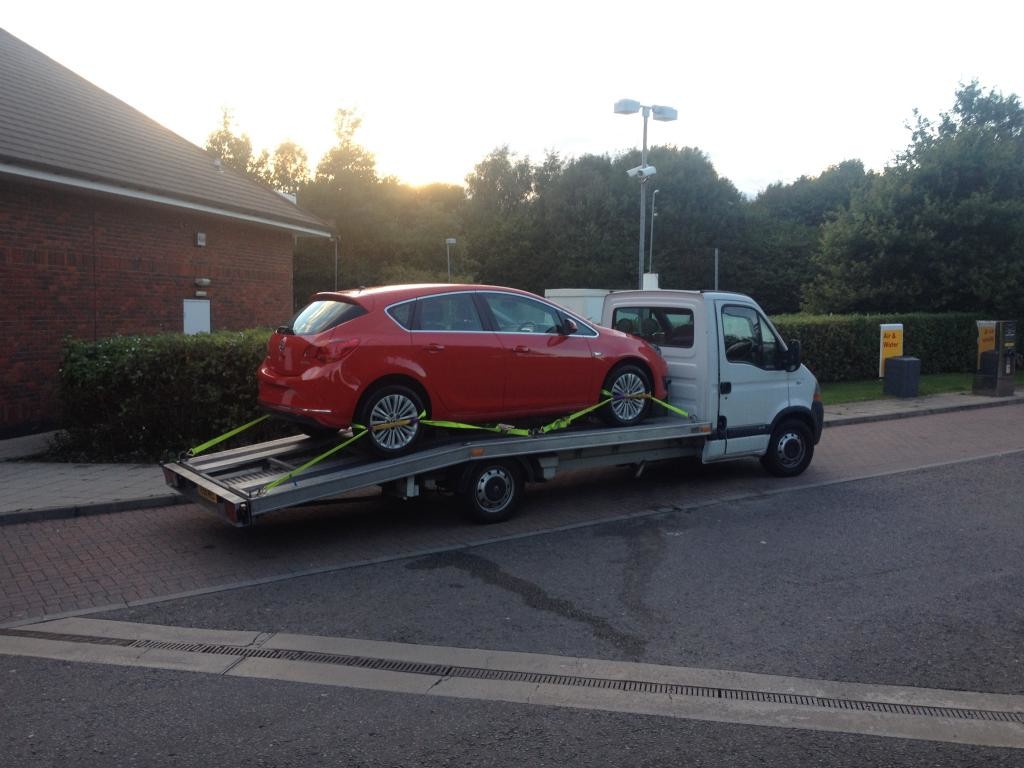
[271,141,309,195]
[634,145,745,292]
[735,160,869,313]
[298,108,388,288]
[315,108,377,185]
[205,108,271,184]
[805,82,1024,318]
[462,146,538,289]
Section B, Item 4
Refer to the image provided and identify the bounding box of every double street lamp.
[614,99,677,289]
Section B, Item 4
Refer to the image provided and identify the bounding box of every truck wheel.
[358,384,424,457]
[760,419,813,477]
[600,364,652,427]
[461,460,522,524]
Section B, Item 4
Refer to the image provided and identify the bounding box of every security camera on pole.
[614,99,678,289]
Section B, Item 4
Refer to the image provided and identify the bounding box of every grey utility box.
[883,356,920,398]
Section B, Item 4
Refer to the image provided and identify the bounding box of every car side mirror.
[786,339,802,372]
[560,317,578,335]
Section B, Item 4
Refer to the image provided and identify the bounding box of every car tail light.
[306,338,360,365]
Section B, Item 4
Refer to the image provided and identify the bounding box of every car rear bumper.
[257,365,355,430]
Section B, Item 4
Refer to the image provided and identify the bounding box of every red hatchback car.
[258,284,669,455]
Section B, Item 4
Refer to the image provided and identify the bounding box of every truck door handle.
[513,345,530,353]
[720,381,732,394]
[426,343,445,353]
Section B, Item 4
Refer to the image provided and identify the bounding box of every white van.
[601,289,823,476]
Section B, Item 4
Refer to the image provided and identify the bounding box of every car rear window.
[289,300,367,335]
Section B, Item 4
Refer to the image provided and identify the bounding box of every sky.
[4,0,1022,196]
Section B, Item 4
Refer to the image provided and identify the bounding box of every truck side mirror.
[786,339,802,372]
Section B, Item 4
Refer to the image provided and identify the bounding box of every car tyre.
[760,418,813,477]
[358,383,425,457]
[600,364,653,427]
[461,460,523,524]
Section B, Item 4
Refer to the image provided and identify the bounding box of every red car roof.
[312,284,540,310]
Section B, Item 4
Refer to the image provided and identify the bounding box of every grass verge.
[821,371,1024,405]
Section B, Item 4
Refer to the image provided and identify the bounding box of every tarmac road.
[1,406,1023,765]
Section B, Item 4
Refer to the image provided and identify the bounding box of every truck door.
[717,303,790,456]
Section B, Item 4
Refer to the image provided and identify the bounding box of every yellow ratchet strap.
[186,415,269,458]
[419,412,532,437]
[260,428,369,493]
[600,389,690,419]
[535,396,614,434]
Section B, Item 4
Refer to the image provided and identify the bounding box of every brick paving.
[1,402,1022,626]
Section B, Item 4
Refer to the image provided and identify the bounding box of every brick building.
[0,29,333,436]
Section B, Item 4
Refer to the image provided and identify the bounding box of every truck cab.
[601,290,823,476]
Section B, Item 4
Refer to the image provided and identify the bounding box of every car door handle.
[425,343,445,353]
[513,345,530,353]
[720,381,732,394]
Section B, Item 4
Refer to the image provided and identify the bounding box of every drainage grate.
[6,628,1023,725]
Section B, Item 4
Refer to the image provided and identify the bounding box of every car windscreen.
[288,300,367,335]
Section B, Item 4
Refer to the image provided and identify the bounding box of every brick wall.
[0,179,295,436]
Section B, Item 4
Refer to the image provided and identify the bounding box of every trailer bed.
[162,417,713,526]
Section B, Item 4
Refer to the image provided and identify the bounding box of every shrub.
[57,329,287,461]
[771,312,981,383]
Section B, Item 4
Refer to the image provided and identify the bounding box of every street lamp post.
[445,237,456,282]
[614,99,678,289]
[649,188,660,273]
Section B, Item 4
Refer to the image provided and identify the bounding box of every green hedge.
[771,312,981,383]
[57,329,285,461]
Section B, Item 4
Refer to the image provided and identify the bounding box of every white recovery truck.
[162,289,823,527]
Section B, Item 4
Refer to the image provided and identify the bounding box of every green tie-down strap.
[186,415,269,458]
[535,396,615,434]
[600,389,690,419]
[419,412,533,437]
[261,428,369,494]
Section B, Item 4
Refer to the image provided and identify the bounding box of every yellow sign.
[879,323,904,377]
[976,320,996,369]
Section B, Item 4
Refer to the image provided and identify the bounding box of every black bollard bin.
[883,356,921,398]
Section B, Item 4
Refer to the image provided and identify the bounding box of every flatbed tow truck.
[162,415,714,526]
[163,287,824,527]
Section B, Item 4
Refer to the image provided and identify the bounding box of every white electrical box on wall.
[183,299,211,334]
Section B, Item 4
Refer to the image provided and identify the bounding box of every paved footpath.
[1,398,1021,627]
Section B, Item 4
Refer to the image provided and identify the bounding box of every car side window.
[481,294,563,334]
[611,306,693,348]
[721,305,783,369]
[386,300,414,330]
[415,293,484,332]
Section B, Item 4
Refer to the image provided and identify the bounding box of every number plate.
[197,485,218,503]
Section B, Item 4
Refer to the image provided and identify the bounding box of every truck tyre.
[761,419,813,477]
[461,460,522,524]
[600,364,652,427]
[358,383,424,457]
